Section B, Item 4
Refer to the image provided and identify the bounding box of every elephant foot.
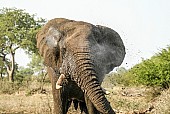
[56,74,65,89]
[102,87,110,95]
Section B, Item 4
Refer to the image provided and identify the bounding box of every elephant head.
[36,18,125,114]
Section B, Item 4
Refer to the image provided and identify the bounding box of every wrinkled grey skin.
[36,18,125,114]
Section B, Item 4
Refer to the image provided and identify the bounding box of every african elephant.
[36,18,125,114]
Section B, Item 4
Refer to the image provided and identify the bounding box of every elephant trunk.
[73,49,115,114]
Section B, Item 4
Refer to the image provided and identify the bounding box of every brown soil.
[0,86,170,114]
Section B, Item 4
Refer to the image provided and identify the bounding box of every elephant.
[36,18,125,114]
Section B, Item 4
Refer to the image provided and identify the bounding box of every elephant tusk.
[56,74,65,89]
[102,87,110,95]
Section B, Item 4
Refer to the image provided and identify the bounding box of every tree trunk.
[40,71,47,93]
[0,72,3,80]
[8,70,14,82]
[7,50,15,82]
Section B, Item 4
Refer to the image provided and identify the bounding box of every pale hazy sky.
[1,0,170,69]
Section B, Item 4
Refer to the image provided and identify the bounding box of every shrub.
[110,46,170,89]
[121,46,170,89]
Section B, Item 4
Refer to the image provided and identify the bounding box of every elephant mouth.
[62,78,85,102]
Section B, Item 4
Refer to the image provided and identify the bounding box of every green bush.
[120,46,170,89]
[106,67,138,86]
[109,46,170,89]
[15,67,33,83]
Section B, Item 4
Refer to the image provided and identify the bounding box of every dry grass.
[105,86,149,113]
[0,81,170,114]
[0,89,53,114]
[150,88,170,114]
[105,86,170,114]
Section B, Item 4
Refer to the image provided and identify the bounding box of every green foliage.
[0,57,6,78]
[15,66,34,83]
[108,46,170,89]
[120,46,170,89]
[27,53,44,74]
[103,67,129,86]
[0,8,45,54]
[0,7,45,82]
[113,70,137,86]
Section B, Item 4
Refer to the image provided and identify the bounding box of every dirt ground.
[0,86,170,114]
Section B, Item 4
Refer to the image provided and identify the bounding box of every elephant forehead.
[66,29,91,48]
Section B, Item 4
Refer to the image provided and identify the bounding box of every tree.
[0,8,45,82]
[27,53,44,75]
[27,53,48,92]
[15,66,34,83]
[0,39,6,80]
[0,57,5,79]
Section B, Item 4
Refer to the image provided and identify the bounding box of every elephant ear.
[92,25,125,75]
[36,23,63,69]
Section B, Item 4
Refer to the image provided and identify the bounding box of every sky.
[0,0,170,69]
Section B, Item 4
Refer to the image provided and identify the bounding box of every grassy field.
[0,81,170,114]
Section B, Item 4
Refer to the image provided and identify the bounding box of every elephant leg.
[47,67,63,114]
[85,95,100,114]
[62,87,70,114]
[79,101,88,114]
